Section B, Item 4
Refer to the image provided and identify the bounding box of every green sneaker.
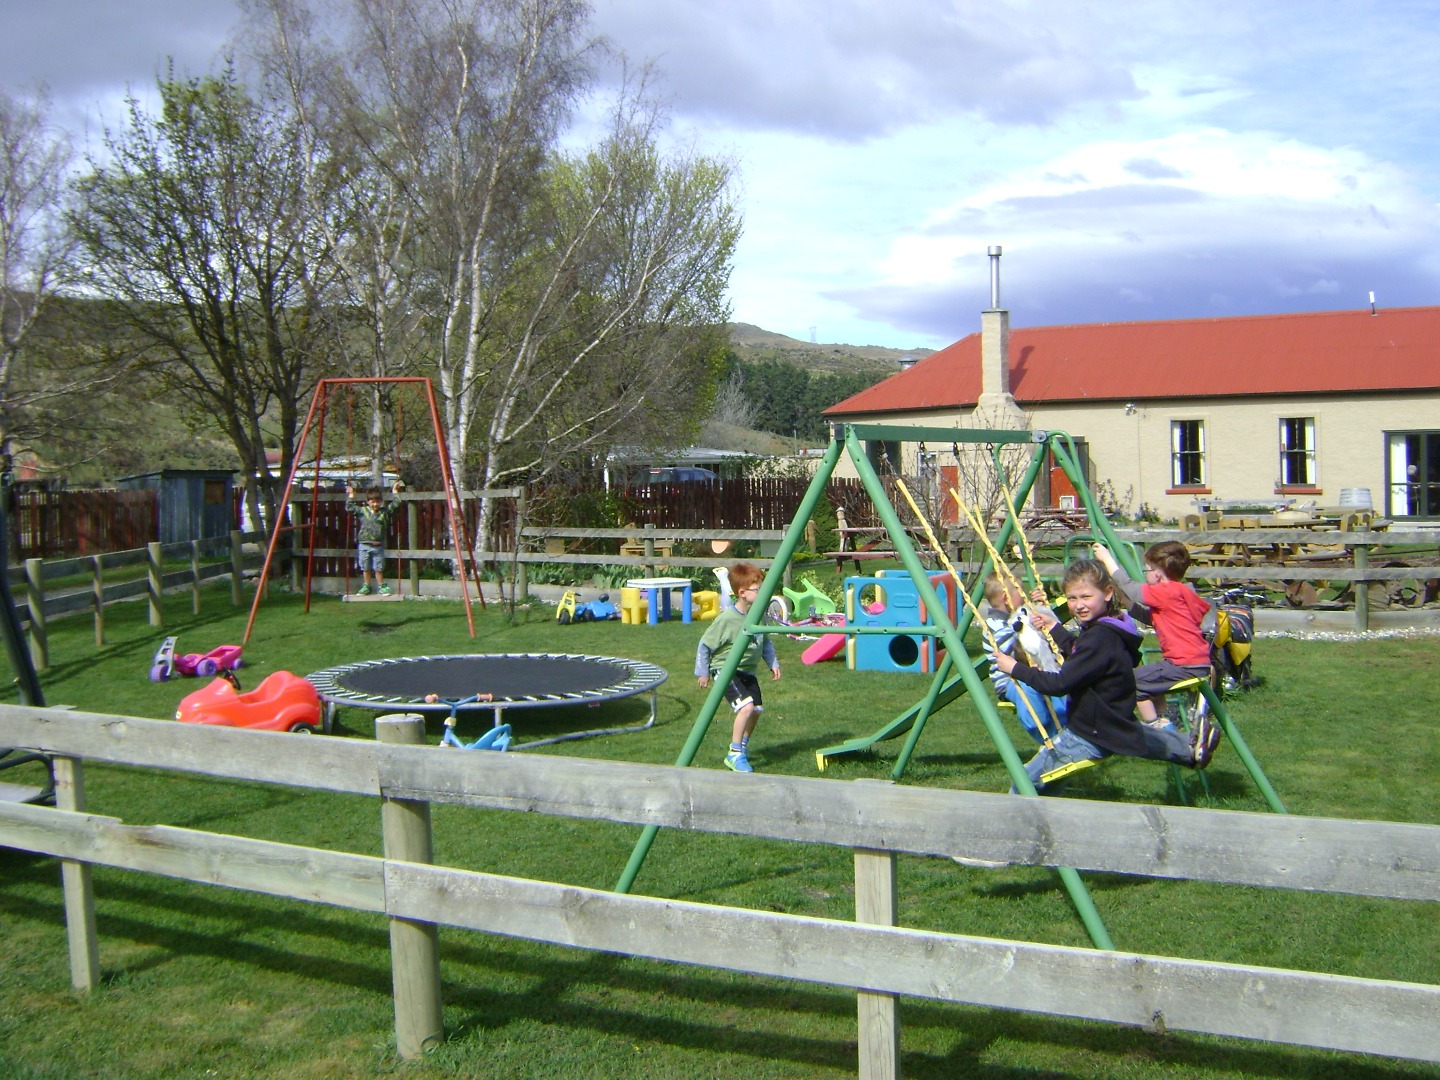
[356,584,371,596]
[378,584,392,596]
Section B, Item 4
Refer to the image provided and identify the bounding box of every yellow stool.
[692,589,720,620]
[619,587,649,625]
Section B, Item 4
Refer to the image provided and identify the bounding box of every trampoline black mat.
[306,652,667,712]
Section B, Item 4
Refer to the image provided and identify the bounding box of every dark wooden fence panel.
[555,476,892,533]
[6,489,158,561]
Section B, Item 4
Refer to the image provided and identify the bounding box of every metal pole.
[615,436,845,894]
[843,427,1115,951]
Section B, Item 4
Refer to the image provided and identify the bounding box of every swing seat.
[1039,757,1101,786]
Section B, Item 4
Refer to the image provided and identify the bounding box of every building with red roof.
[825,252,1440,522]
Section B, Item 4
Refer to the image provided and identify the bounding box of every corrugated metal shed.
[113,469,236,544]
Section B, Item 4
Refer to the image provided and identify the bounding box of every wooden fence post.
[1354,543,1370,632]
[854,780,899,1080]
[190,539,202,615]
[407,501,420,596]
[377,714,445,1059]
[92,554,105,647]
[514,489,527,600]
[25,557,47,671]
[53,755,101,992]
[289,504,302,593]
[230,530,244,606]
[147,542,163,627]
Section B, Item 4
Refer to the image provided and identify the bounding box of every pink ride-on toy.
[151,639,244,681]
[175,645,244,679]
[175,670,326,734]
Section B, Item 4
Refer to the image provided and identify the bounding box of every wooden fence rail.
[0,704,1436,1075]
[6,531,265,666]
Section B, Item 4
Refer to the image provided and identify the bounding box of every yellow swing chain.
[894,478,1055,749]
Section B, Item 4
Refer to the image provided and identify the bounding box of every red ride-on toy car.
[176,670,327,734]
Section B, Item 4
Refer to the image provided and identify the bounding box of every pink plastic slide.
[802,633,848,665]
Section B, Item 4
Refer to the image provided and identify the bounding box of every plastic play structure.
[242,377,484,644]
[175,670,326,733]
[843,571,958,674]
[615,422,1289,952]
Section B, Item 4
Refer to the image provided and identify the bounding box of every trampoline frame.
[306,652,668,749]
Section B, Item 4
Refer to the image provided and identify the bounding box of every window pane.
[1279,417,1315,486]
[1171,420,1205,487]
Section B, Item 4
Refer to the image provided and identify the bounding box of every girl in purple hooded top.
[993,558,1219,794]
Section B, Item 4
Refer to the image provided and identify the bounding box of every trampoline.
[305,652,668,748]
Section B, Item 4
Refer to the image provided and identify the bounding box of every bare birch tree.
[69,69,337,528]
[253,0,739,555]
[0,89,85,474]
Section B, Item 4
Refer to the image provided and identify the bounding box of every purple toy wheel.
[196,658,219,677]
[149,664,170,683]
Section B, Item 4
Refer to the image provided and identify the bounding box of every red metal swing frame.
[242,377,484,643]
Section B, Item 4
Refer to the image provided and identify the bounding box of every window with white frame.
[1279,417,1316,487]
[1170,420,1205,487]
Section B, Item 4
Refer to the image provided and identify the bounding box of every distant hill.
[727,323,931,378]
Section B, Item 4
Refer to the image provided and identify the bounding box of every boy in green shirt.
[695,562,781,773]
[344,481,403,595]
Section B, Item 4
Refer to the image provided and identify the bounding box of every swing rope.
[950,485,1065,665]
[949,484,1067,740]
[894,478,1055,749]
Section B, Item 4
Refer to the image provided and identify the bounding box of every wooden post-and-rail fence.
[6,531,265,669]
[1,705,1437,1075]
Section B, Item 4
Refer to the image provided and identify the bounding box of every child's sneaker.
[723,749,753,773]
[1191,716,1221,769]
[357,584,371,596]
[378,584,392,595]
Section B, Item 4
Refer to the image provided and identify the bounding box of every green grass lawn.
[3,580,1439,1079]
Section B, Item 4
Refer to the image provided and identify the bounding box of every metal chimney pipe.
[987,245,1003,309]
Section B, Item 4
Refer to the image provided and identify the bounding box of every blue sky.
[5,0,1439,350]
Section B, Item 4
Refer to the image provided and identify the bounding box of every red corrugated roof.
[826,306,1440,416]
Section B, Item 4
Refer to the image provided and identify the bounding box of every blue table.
[626,577,694,625]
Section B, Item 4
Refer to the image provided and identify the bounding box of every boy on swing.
[345,480,404,595]
[1092,540,1212,726]
[992,558,1219,794]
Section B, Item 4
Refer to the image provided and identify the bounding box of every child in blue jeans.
[345,481,403,595]
[992,559,1220,793]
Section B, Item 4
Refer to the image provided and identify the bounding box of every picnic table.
[824,514,935,574]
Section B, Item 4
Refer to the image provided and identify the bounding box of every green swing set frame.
[615,422,1287,950]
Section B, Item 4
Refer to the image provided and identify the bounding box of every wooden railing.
[6,531,264,666]
[947,525,1440,631]
[1,705,1436,1075]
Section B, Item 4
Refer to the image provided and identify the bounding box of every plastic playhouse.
[843,571,959,674]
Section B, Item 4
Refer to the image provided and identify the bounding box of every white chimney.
[976,246,1024,423]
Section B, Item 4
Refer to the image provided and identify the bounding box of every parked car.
[646,467,718,483]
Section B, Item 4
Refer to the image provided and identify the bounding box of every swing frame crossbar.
[614,421,1287,952]
[242,377,484,644]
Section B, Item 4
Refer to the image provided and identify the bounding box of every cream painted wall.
[828,391,1440,521]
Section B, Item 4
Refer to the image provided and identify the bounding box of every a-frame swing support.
[615,422,1287,951]
[242,377,484,645]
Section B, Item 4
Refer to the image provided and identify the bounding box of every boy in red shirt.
[1094,541,1212,726]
